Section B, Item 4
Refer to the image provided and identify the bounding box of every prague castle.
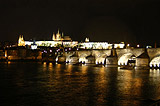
[18,30,78,49]
[18,29,125,49]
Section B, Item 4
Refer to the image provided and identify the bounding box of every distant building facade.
[18,30,125,49]
[78,38,125,49]
[18,30,78,48]
[5,47,42,60]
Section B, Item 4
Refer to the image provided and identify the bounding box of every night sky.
[0,0,160,46]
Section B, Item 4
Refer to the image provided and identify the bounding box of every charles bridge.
[63,48,160,68]
[1,46,160,68]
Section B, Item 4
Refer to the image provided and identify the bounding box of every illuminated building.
[85,38,89,42]
[79,42,112,49]
[18,31,125,49]
[78,38,125,49]
[18,30,78,48]
[114,42,125,48]
[18,35,25,46]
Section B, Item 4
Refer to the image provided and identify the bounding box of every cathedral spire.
[58,29,60,34]
[21,35,24,40]
[52,33,56,40]
[56,29,61,41]
[62,32,64,37]
[19,35,21,40]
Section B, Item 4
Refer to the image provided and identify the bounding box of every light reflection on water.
[0,62,160,106]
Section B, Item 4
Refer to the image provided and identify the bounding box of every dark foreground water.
[0,62,160,106]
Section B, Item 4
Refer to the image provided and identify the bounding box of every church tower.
[18,35,25,46]
[21,35,24,40]
[52,33,56,41]
[85,38,89,42]
[56,29,61,41]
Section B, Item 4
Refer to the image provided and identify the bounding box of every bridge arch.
[96,57,105,64]
[150,55,160,67]
[79,53,88,63]
[95,54,107,64]
[118,53,136,65]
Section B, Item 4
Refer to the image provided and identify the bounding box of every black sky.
[0,0,160,46]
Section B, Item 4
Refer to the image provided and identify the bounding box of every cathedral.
[52,30,63,41]
[52,30,71,41]
[18,35,25,46]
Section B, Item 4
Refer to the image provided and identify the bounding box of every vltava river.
[0,62,160,106]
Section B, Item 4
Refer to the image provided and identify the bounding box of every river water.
[0,62,160,106]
